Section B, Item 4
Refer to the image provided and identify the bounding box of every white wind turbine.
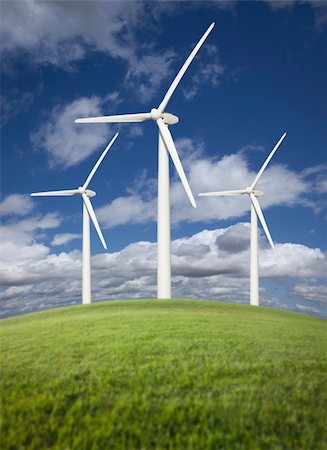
[31,133,119,305]
[75,22,215,299]
[199,132,287,306]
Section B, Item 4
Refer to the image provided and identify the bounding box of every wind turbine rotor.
[82,193,107,250]
[250,193,274,249]
[156,117,197,208]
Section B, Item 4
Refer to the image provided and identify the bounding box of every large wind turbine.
[199,132,287,306]
[75,22,215,299]
[31,133,119,305]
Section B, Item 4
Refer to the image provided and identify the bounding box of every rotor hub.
[150,108,161,121]
[245,187,263,196]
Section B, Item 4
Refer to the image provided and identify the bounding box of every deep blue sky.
[1,0,326,318]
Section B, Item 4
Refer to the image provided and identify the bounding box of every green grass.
[1,299,326,450]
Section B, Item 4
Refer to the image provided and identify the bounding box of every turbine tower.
[199,132,287,306]
[74,22,215,299]
[31,133,119,305]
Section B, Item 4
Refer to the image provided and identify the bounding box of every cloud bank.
[96,137,325,228]
[1,204,326,318]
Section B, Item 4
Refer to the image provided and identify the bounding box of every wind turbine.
[31,133,119,305]
[74,22,215,299]
[199,132,287,306]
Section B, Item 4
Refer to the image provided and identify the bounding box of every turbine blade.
[199,189,246,196]
[82,193,107,250]
[83,133,119,189]
[250,193,274,249]
[75,113,151,124]
[156,118,196,208]
[157,22,215,114]
[251,132,287,189]
[31,189,79,196]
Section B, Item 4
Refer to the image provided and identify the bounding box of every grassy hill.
[1,299,326,449]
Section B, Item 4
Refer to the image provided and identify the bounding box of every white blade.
[156,118,196,208]
[199,189,246,197]
[82,193,107,250]
[157,22,215,114]
[83,133,119,189]
[250,193,274,249]
[251,132,287,189]
[31,189,79,196]
[75,113,151,124]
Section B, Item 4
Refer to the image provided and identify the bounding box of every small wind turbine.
[199,132,287,306]
[31,133,119,305]
[75,22,215,299]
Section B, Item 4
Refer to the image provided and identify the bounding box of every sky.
[0,0,326,319]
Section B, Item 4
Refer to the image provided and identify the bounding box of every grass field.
[1,299,326,449]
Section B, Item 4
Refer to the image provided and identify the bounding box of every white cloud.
[0,212,60,264]
[97,195,156,229]
[295,304,321,315]
[0,1,179,102]
[264,0,327,31]
[293,283,327,305]
[0,194,34,217]
[0,89,35,125]
[260,243,327,278]
[182,45,225,100]
[314,4,327,32]
[0,1,140,66]
[125,51,176,103]
[1,218,326,318]
[51,233,82,247]
[1,0,227,112]
[31,96,116,169]
[302,165,327,194]
[96,136,309,229]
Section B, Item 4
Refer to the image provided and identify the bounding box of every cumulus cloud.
[295,304,321,315]
[216,223,251,253]
[0,1,179,102]
[96,136,310,228]
[261,243,327,278]
[1,1,226,113]
[0,1,141,66]
[264,0,327,31]
[0,212,60,264]
[31,95,119,169]
[182,44,225,100]
[96,195,156,229]
[0,89,35,126]
[0,194,34,217]
[51,233,82,247]
[293,283,327,305]
[1,216,326,318]
[301,165,327,202]
[125,50,176,103]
